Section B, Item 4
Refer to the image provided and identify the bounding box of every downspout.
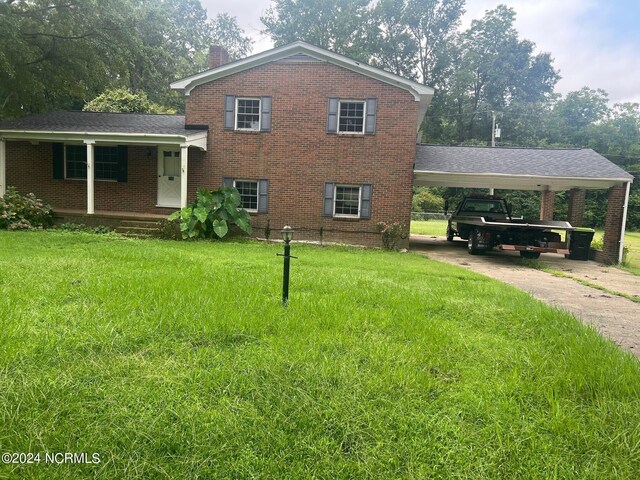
[618,181,632,264]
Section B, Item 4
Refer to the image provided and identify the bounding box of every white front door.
[157,147,181,207]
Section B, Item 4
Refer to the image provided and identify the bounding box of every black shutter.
[117,145,128,183]
[224,95,236,130]
[327,97,339,133]
[258,179,268,213]
[223,177,234,187]
[365,98,377,135]
[323,182,335,216]
[52,143,64,179]
[260,96,271,132]
[360,184,372,219]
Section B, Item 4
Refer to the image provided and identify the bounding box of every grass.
[410,219,448,236]
[1,231,640,479]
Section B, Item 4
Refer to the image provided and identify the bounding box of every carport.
[414,145,634,263]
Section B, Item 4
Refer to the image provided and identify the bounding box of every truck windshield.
[461,200,505,213]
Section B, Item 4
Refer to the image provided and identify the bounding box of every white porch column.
[0,138,6,196]
[180,144,188,208]
[84,140,95,214]
[619,181,632,264]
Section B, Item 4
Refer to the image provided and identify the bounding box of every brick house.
[0,41,434,247]
[0,41,633,259]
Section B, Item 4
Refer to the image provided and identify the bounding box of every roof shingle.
[0,111,206,136]
[415,145,633,181]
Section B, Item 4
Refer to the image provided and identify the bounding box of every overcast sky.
[200,0,640,104]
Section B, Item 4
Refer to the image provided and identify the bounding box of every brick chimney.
[208,45,229,69]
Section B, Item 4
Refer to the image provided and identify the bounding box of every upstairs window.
[236,98,261,130]
[338,101,365,133]
[327,98,377,135]
[225,95,271,132]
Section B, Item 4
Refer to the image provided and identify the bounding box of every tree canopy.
[0,0,252,118]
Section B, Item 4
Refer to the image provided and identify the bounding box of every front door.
[157,148,181,207]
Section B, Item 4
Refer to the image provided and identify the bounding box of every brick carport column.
[539,189,555,221]
[567,188,586,226]
[601,183,630,264]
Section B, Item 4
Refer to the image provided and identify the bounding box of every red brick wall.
[601,184,627,263]
[185,59,418,246]
[539,190,556,221]
[5,60,419,247]
[567,188,586,227]
[5,142,203,215]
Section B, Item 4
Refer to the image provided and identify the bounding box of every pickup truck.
[445,196,572,259]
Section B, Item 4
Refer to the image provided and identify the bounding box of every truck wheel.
[446,225,454,242]
[520,251,541,259]
[468,229,481,255]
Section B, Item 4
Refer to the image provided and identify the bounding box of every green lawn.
[1,231,639,479]
[410,219,448,236]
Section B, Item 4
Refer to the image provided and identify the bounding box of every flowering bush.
[376,221,408,250]
[0,187,53,230]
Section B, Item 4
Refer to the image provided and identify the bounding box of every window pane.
[335,185,360,216]
[339,101,364,133]
[95,146,119,181]
[237,99,261,130]
[235,180,258,210]
[66,145,87,179]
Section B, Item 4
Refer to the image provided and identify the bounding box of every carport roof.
[414,144,634,190]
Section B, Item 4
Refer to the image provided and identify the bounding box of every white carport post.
[180,144,188,208]
[618,181,632,264]
[84,140,95,214]
[0,138,6,196]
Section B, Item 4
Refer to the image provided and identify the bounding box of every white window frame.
[333,184,361,218]
[337,100,366,135]
[233,179,259,213]
[235,97,261,131]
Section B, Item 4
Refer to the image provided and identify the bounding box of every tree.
[370,0,464,88]
[83,88,175,113]
[431,5,559,144]
[261,0,373,61]
[549,87,610,146]
[0,1,253,119]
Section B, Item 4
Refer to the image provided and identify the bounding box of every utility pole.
[491,112,496,148]
[490,112,496,195]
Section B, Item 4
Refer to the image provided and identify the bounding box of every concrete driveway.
[411,234,640,358]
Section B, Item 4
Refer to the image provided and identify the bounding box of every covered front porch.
[0,111,208,215]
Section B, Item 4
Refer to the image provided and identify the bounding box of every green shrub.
[376,221,408,250]
[412,187,445,212]
[168,187,252,240]
[156,219,182,240]
[0,187,53,230]
[57,223,112,234]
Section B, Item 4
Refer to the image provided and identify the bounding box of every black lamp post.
[277,225,296,306]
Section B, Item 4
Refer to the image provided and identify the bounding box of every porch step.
[116,220,161,237]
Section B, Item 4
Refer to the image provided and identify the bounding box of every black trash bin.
[567,228,595,260]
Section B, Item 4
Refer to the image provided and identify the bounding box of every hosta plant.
[168,187,252,240]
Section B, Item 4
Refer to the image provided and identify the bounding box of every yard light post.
[277,225,297,307]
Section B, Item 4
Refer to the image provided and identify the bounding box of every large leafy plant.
[168,187,252,240]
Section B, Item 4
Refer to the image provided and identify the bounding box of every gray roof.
[415,144,633,181]
[0,111,207,136]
